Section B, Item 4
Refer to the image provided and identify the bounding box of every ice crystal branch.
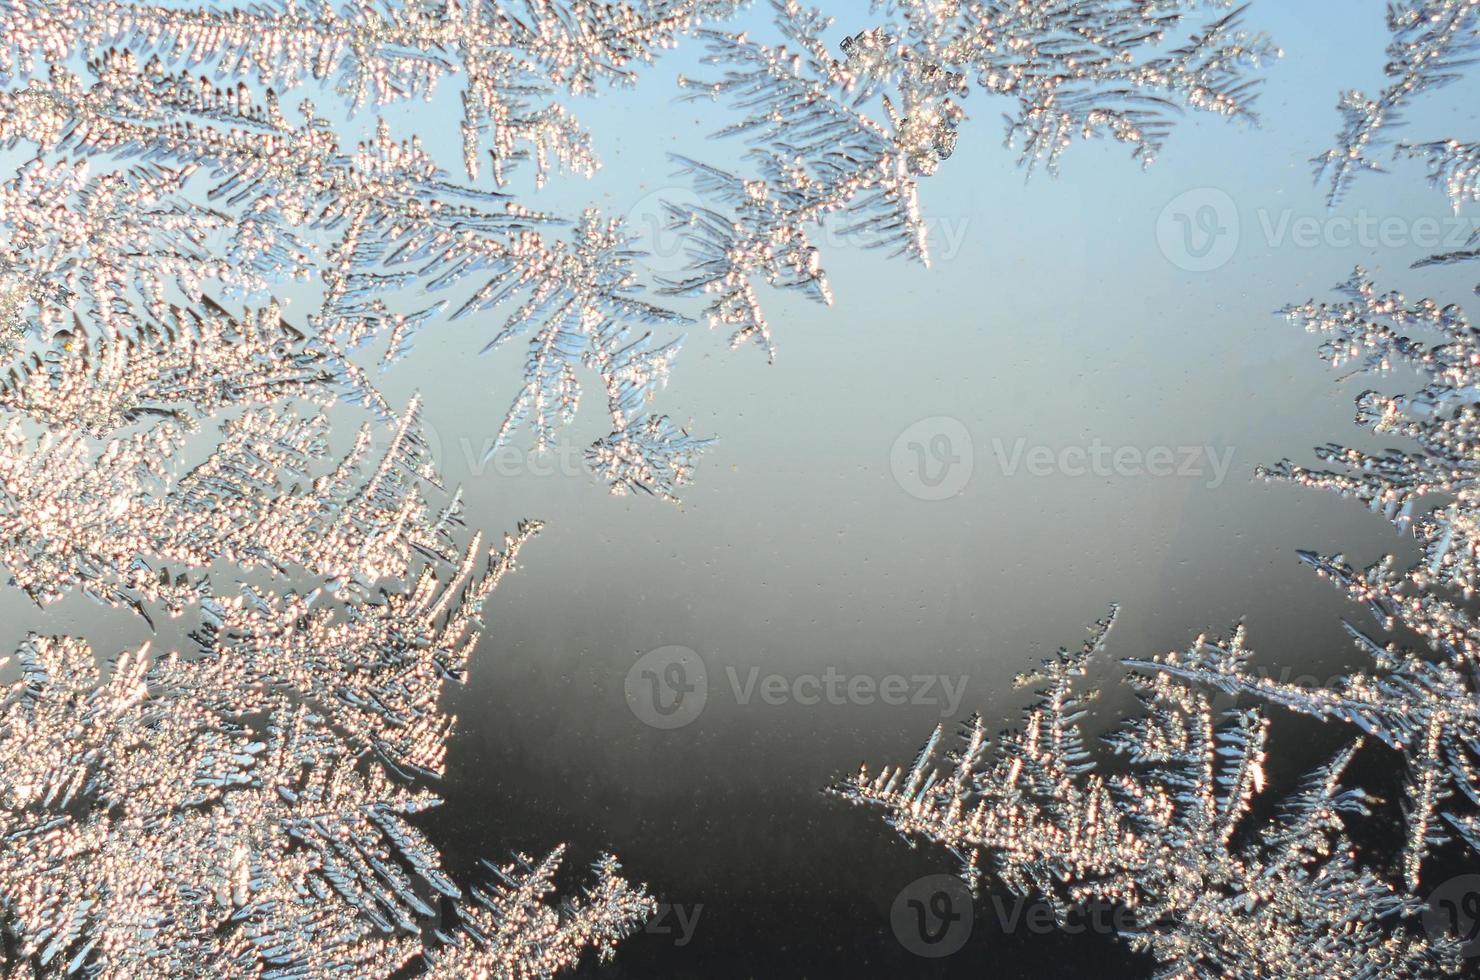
[1123,269,1480,893]
[661,0,1277,358]
[1315,0,1480,207]
[0,322,459,621]
[0,359,660,975]
[1405,139,1480,289]
[0,0,740,185]
[0,6,705,973]
[449,208,712,498]
[0,42,712,496]
[1405,139,1480,212]
[836,609,1460,978]
[1316,5,1479,290]
[0,523,656,977]
[423,849,656,979]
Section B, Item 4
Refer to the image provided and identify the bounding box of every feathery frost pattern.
[17,0,1470,976]
[660,0,1278,358]
[0,3,721,496]
[0,246,657,974]
[0,1,738,975]
[1315,2,1480,296]
[835,609,1461,978]
[841,271,1480,972]
[1131,268,1480,893]
[0,0,740,186]
[0,525,655,977]
[839,272,1480,972]
[837,12,1480,973]
[1314,0,1480,207]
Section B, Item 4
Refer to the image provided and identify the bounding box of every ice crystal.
[0,524,655,978]
[836,609,1460,978]
[1315,0,1480,207]
[1406,138,1480,290]
[467,209,712,498]
[0,296,659,973]
[423,850,656,979]
[0,0,739,186]
[1119,269,1480,895]
[0,2,718,975]
[0,8,719,497]
[660,0,1278,358]
[0,290,456,620]
[839,125,1480,970]
[1405,139,1480,212]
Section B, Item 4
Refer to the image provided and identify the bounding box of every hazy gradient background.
[5,2,1479,976]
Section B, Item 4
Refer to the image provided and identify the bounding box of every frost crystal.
[0,1,735,975]
[1128,268,1480,894]
[1315,0,1480,207]
[0,5,720,496]
[1405,139,1480,212]
[830,265,1480,970]
[837,265,1480,970]
[0,0,739,185]
[471,209,713,500]
[836,19,1480,933]
[0,278,658,974]
[661,0,1277,357]
[1316,4,1480,283]
[0,306,659,973]
[0,526,655,977]
[836,609,1461,978]
[0,287,453,619]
